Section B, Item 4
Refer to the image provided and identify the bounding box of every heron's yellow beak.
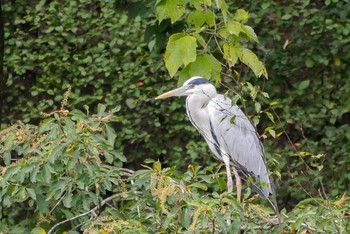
[155,86,189,100]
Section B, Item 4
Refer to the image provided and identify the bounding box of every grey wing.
[207,95,273,198]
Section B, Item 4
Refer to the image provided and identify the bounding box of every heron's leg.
[223,157,233,226]
[232,167,242,202]
[224,161,233,193]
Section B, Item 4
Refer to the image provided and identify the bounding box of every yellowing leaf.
[165,34,197,77]
[242,25,259,43]
[237,47,268,78]
[223,43,238,67]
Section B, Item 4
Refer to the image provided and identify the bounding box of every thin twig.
[47,193,122,234]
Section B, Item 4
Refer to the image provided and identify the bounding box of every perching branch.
[47,193,122,234]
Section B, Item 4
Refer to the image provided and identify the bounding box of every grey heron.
[155,76,274,201]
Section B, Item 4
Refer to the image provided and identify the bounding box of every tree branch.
[47,193,122,234]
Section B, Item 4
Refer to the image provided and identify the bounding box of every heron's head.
[155,76,216,100]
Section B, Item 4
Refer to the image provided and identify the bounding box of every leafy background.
[0,0,349,233]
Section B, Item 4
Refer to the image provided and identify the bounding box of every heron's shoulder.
[211,94,232,105]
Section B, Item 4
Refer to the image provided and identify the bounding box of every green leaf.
[112,151,127,162]
[265,112,275,123]
[204,54,222,84]
[237,47,268,78]
[204,11,215,27]
[230,116,236,124]
[126,98,137,109]
[268,129,276,138]
[281,14,293,20]
[104,151,114,164]
[166,0,186,23]
[178,54,221,86]
[165,34,197,77]
[97,103,106,116]
[255,102,261,113]
[63,192,73,208]
[294,80,310,90]
[234,9,249,22]
[192,33,207,48]
[188,55,212,78]
[105,125,117,147]
[156,0,168,23]
[189,182,208,190]
[153,161,162,172]
[188,11,206,28]
[26,188,37,200]
[31,227,46,234]
[44,164,51,183]
[3,152,11,166]
[226,21,243,36]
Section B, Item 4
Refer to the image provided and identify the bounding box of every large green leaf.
[165,34,197,77]
[178,53,221,86]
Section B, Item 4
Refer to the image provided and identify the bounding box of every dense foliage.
[1,0,349,233]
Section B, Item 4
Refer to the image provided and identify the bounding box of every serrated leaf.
[165,34,197,77]
[237,47,268,78]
